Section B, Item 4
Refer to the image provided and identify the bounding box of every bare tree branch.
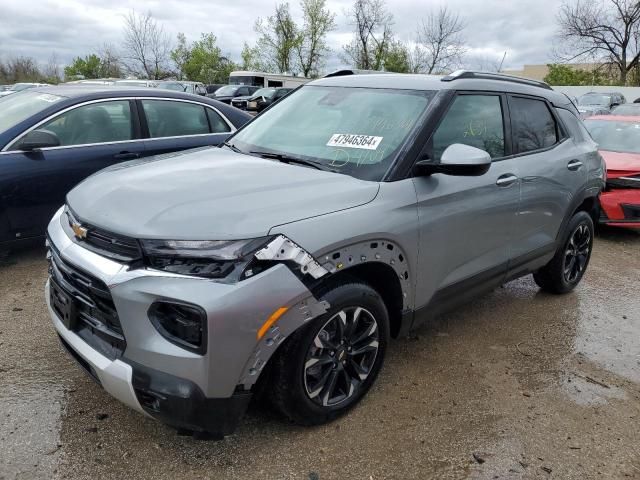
[415,6,466,74]
[557,0,640,84]
[121,10,172,79]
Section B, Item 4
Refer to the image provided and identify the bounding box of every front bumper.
[46,207,320,434]
[599,190,640,228]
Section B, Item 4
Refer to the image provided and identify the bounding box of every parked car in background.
[0,86,251,248]
[611,103,640,115]
[584,115,640,229]
[156,81,207,96]
[205,84,225,96]
[45,71,603,438]
[0,83,48,98]
[211,85,260,104]
[245,87,293,113]
[576,92,624,118]
[65,79,116,86]
[114,79,158,88]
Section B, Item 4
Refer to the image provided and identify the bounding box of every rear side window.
[431,94,505,161]
[510,96,558,153]
[206,109,231,133]
[142,100,210,138]
[40,100,133,146]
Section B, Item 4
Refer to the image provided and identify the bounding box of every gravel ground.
[0,228,639,480]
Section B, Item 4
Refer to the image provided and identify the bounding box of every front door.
[412,93,521,320]
[1,99,144,241]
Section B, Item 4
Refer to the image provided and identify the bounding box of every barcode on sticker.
[327,134,383,150]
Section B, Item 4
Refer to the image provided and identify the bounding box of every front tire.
[533,211,594,294]
[269,281,389,425]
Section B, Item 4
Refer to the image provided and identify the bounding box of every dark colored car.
[245,87,293,113]
[205,84,225,95]
[576,91,625,118]
[584,115,640,229]
[211,85,260,104]
[0,86,251,248]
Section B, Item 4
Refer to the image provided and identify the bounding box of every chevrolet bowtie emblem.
[71,222,88,240]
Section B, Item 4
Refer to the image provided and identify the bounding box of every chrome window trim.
[2,96,236,153]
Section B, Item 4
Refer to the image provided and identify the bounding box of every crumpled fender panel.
[237,237,411,389]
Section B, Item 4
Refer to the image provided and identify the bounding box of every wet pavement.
[1,228,639,480]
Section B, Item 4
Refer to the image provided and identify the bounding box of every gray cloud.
[0,0,560,72]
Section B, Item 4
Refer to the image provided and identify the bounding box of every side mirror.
[414,144,491,177]
[18,129,60,151]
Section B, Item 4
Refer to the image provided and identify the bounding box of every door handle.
[113,152,140,160]
[567,159,583,171]
[496,174,518,187]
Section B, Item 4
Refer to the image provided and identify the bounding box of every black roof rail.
[323,69,391,78]
[441,70,553,91]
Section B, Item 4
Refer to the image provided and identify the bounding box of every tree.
[296,0,336,77]
[64,54,103,79]
[4,57,42,82]
[42,53,62,84]
[383,41,411,72]
[342,0,394,70]
[544,63,613,85]
[97,44,122,78]
[254,3,300,73]
[414,6,465,74]
[121,10,172,79]
[557,0,640,84]
[171,33,190,80]
[240,42,260,70]
[188,34,234,83]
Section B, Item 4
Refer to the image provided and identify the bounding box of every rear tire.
[269,281,389,426]
[533,211,594,294]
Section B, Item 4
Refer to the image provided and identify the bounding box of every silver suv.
[46,71,605,438]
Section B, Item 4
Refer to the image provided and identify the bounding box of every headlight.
[140,237,274,280]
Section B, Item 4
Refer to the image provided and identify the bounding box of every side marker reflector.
[257,307,289,340]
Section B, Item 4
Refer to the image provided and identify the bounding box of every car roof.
[587,115,640,122]
[310,72,572,108]
[26,85,203,99]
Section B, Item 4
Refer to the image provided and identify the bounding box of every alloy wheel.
[303,307,380,407]
[563,223,591,283]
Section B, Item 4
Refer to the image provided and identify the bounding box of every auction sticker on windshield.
[327,134,383,150]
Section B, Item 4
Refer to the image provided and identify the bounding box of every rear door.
[412,92,521,318]
[506,94,586,266]
[139,99,233,156]
[1,99,144,241]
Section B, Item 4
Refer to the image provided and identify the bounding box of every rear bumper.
[599,190,640,228]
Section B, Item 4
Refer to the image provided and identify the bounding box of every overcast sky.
[0,0,560,73]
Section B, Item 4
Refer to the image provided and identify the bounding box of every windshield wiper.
[223,141,243,153]
[249,150,336,172]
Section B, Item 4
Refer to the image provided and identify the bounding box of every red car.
[584,115,640,229]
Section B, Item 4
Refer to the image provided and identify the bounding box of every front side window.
[510,96,558,153]
[230,85,435,181]
[141,100,212,138]
[431,94,505,161]
[39,100,133,146]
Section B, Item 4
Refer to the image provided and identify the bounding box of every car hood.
[67,148,380,240]
[600,150,640,178]
[231,95,252,102]
[0,90,15,97]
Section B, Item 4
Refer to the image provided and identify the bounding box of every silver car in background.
[46,71,604,438]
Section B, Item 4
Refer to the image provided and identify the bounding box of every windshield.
[0,90,65,134]
[252,88,276,98]
[230,85,435,181]
[611,104,640,116]
[215,85,238,96]
[584,119,640,153]
[579,94,611,106]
